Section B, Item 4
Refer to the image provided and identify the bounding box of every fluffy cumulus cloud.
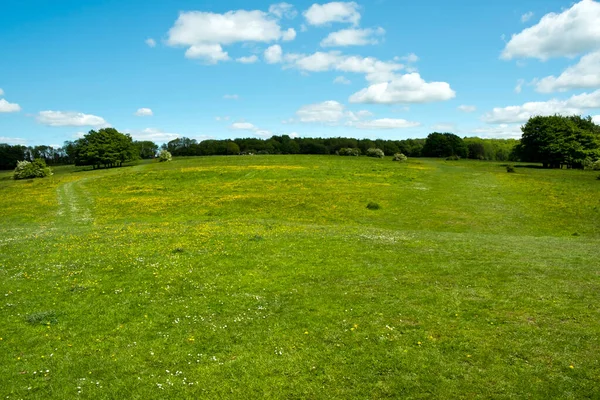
[320,27,385,47]
[535,50,600,92]
[470,124,523,139]
[520,11,534,23]
[296,100,347,124]
[458,105,477,113]
[349,73,456,104]
[333,76,351,84]
[482,89,600,123]
[36,111,108,127]
[236,55,259,64]
[167,9,296,63]
[264,44,283,63]
[304,2,361,26]
[145,38,156,47]
[0,98,21,113]
[593,115,600,124]
[135,108,153,116]
[269,2,297,19]
[126,128,181,142]
[351,118,420,129]
[282,51,404,82]
[230,121,272,138]
[0,136,26,145]
[502,0,600,60]
[293,100,419,128]
[184,44,230,64]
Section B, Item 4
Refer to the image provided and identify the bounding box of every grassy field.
[0,155,599,399]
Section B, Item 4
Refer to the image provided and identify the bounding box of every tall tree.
[422,132,468,158]
[73,128,136,168]
[515,115,600,168]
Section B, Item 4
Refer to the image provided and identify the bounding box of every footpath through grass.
[0,156,599,399]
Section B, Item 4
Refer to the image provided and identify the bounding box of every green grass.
[0,156,599,399]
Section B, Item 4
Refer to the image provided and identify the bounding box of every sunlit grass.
[0,156,599,398]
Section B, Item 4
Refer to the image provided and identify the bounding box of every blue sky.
[1,0,600,146]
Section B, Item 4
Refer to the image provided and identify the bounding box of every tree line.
[1,115,598,170]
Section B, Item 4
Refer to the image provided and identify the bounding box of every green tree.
[422,132,468,158]
[134,141,158,159]
[515,115,600,168]
[73,128,136,169]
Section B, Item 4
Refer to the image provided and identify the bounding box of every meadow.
[0,155,599,399]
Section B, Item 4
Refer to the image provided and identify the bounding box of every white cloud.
[592,115,600,124]
[0,136,26,145]
[431,123,456,132]
[230,121,272,137]
[401,53,419,63]
[283,51,403,82]
[351,118,420,129]
[502,0,600,60]
[349,73,456,104]
[135,108,153,117]
[515,79,525,93]
[320,27,385,47]
[236,55,259,64]
[304,2,361,26]
[269,3,297,19]
[231,122,257,130]
[334,76,351,84]
[0,88,4,96]
[471,124,523,139]
[215,116,231,121]
[145,38,156,47]
[535,50,600,92]
[482,89,600,123]
[127,128,181,142]
[0,99,21,113]
[345,109,373,121]
[521,11,534,23]
[296,100,346,124]
[223,94,240,100]
[458,105,477,113]
[185,44,230,64]
[37,111,108,127]
[282,28,297,41]
[167,9,296,64]
[264,44,283,63]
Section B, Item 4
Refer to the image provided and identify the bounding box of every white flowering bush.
[158,150,172,162]
[13,159,52,180]
[338,148,361,156]
[392,153,408,162]
[366,148,384,158]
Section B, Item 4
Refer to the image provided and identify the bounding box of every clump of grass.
[596,174,600,180]
[26,311,57,325]
[506,165,516,173]
[366,202,381,210]
[445,155,460,161]
[172,247,185,253]
[249,234,264,241]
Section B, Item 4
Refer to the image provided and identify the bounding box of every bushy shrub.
[445,155,461,161]
[366,148,385,158]
[366,202,381,210]
[392,153,408,162]
[13,158,52,180]
[158,149,172,162]
[506,165,516,173]
[338,147,361,156]
[593,160,600,170]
